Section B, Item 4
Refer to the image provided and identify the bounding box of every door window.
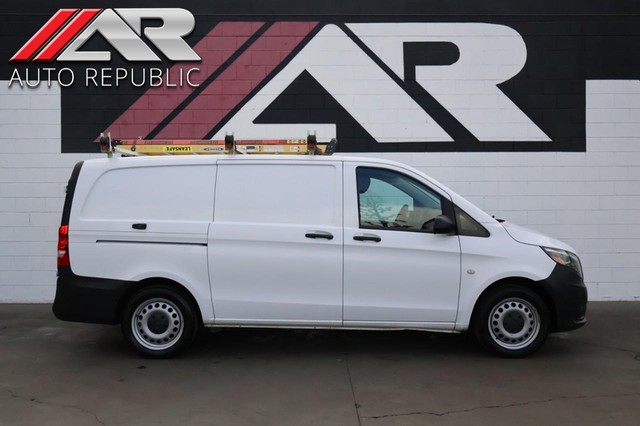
[455,206,490,237]
[357,167,443,232]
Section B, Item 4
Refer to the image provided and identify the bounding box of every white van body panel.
[501,221,576,253]
[208,160,343,326]
[455,222,556,330]
[72,239,213,320]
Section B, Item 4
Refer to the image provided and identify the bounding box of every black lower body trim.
[537,264,588,332]
[53,267,133,325]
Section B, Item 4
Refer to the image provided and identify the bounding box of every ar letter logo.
[214,23,550,143]
[10,8,201,62]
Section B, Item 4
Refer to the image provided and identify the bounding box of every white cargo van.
[54,155,587,358]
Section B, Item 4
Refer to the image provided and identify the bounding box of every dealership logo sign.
[8,8,201,88]
[10,8,200,62]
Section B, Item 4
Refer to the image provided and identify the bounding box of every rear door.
[208,160,343,326]
[343,163,461,328]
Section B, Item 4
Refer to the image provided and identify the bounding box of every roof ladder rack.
[97,132,337,157]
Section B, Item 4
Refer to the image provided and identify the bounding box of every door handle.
[353,233,381,243]
[305,231,334,240]
[132,223,147,230]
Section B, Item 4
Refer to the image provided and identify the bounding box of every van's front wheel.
[122,286,198,358]
[473,285,550,358]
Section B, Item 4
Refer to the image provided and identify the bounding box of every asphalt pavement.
[1,302,639,425]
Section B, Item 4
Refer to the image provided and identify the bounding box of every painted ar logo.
[10,8,200,62]
[213,23,550,143]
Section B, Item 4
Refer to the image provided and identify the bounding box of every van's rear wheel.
[473,285,550,358]
[122,286,198,358]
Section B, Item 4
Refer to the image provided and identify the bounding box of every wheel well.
[117,278,203,326]
[471,277,557,331]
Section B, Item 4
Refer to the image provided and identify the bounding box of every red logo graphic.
[11,9,98,62]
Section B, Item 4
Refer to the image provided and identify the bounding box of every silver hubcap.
[488,298,540,350]
[131,298,184,351]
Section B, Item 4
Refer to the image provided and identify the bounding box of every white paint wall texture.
[1,78,639,302]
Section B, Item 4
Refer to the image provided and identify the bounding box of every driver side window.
[357,167,443,232]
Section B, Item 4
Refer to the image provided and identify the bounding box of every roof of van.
[88,154,405,167]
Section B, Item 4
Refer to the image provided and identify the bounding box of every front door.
[343,163,461,328]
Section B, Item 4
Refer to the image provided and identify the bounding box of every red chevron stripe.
[101,22,264,139]
[155,21,318,139]
[34,9,101,62]
[10,9,78,62]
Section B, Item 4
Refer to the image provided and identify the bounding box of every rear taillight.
[57,225,69,267]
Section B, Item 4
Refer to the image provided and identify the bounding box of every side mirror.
[433,215,456,234]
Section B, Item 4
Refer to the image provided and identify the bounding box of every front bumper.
[53,267,133,325]
[537,264,588,332]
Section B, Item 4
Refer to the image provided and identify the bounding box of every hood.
[501,221,576,253]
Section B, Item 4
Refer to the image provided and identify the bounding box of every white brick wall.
[0,79,639,301]
[0,82,98,302]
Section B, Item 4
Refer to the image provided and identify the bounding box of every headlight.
[541,247,583,278]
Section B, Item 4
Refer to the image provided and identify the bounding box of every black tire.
[472,285,550,358]
[121,286,199,358]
